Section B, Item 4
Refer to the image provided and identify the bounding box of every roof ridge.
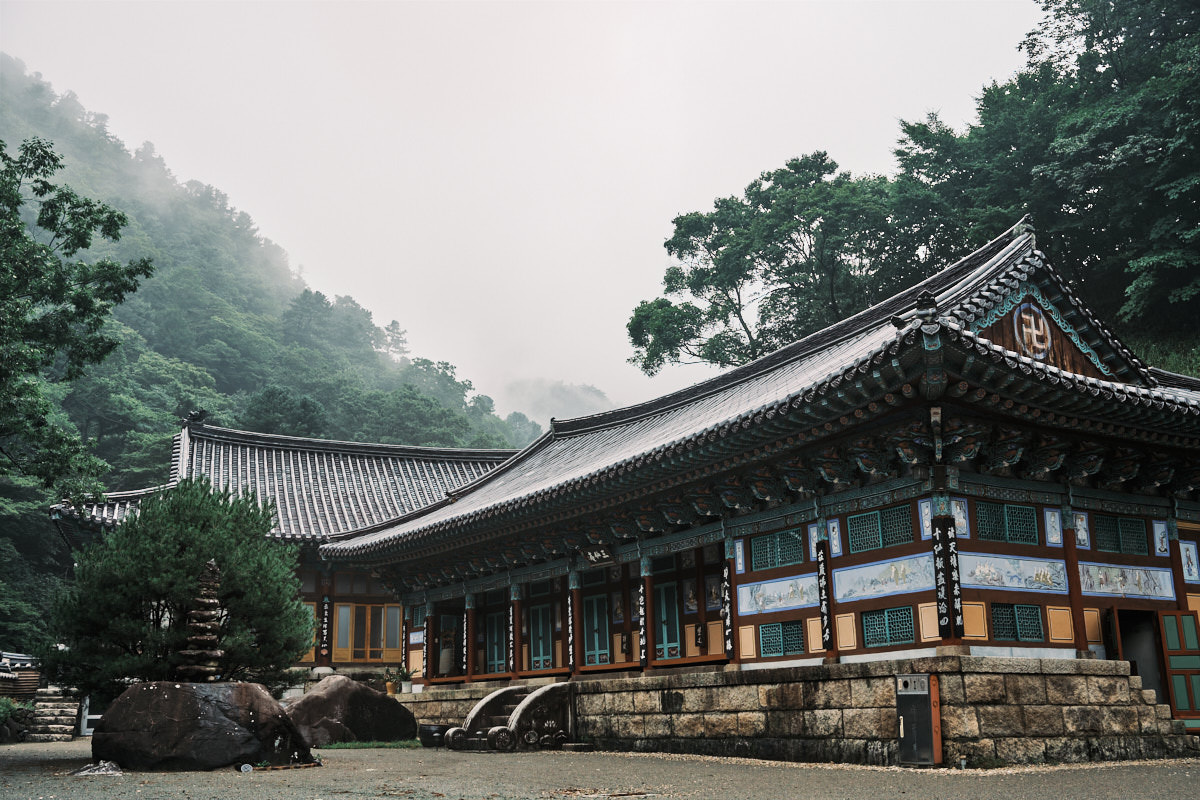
[187,422,518,461]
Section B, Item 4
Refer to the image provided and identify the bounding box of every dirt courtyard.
[2,739,1199,800]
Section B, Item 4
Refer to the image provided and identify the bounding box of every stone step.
[25,733,74,743]
[30,724,75,735]
[33,715,76,725]
[35,703,79,712]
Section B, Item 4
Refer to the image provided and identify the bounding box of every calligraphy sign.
[931,511,965,639]
[721,562,734,659]
[816,542,833,651]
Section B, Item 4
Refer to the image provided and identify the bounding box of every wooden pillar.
[464,593,476,681]
[421,599,433,681]
[1168,518,1191,612]
[568,570,582,675]
[508,584,523,675]
[693,546,707,653]
[316,570,333,667]
[930,492,965,646]
[1060,504,1091,656]
[639,555,653,669]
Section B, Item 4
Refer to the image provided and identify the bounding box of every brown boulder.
[285,675,417,746]
[93,681,313,770]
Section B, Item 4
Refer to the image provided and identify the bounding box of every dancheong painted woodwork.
[53,218,1200,734]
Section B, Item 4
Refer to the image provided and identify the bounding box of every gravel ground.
[2,740,1199,800]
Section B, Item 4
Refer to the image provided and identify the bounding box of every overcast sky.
[1,0,1042,419]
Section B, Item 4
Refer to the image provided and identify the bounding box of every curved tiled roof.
[54,424,517,543]
[321,219,1200,563]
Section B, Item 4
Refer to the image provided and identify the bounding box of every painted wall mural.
[737,573,819,616]
[1079,562,1175,599]
[958,553,1068,594]
[832,554,934,602]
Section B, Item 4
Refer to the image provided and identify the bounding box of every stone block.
[1005,674,1047,704]
[716,684,760,712]
[575,694,606,716]
[811,680,851,708]
[961,656,1039,675]
[673,713,705,738]
[1021,705,1064,736]
[803,708,842,738]
[760,682,801,710]
[766,710,803,737]
[1045,675,1089,705]
[611,714,644,738]
[995,737,1046,764]
[1062,706,1104,734]
[1087,676,1130,705]
[956,738,998,767]
[704,712,739,737]
[679,688,712,713]
[1090,735,1142,761]
[632,691,659,714]
[843,708,892,739]
[1043,736,1090,763]
[963,674,1006,704]
[1103,706,1139,734]
[938,674,965,705]
[1141,689,1159,705]
[1156,704,1173,719]
[849,677,895,707]
[938,706,979,739]
[976,705,1025,738]
[643,714,671,738]
[1137,706,1158,734]
[737,711,766,736]
[607,692,635,714]
[1127,675,1143,691]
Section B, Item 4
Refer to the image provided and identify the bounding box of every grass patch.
[316,739,422,750]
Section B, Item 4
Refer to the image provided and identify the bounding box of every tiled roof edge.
[187,422,518,462]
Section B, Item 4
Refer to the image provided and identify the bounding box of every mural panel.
[737,573,819,616]
[1079,562,1175,599]
[832,554,934,602]
[958,553,1068,594]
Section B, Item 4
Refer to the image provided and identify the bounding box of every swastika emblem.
[1013,302,1051,360]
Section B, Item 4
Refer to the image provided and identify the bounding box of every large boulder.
[93,681,313,770]
[284,675,417,746]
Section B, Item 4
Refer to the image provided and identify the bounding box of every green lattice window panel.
[1094,515,1121,552]
[1093,515,1148,555]
[991,603,1044,642]
[977,501,1038,545]
[1119,518,1148,555]
[849,507,913,554]
[410,605,427,628]
[759,622,784,657]
[862,606,915,648]
[880,505,914,548]
[759,620,806,657]
[751,530,805,570]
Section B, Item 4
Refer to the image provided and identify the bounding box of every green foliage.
[0,696,34,726]
[43,478,313,699]
[630,1,1200,374]
[0,135,152,494]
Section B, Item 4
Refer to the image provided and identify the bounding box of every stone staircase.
[26,686,79,742]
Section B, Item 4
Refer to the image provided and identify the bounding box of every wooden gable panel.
[978,296,1109,380]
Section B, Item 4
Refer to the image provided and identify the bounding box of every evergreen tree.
[43,478,313,699]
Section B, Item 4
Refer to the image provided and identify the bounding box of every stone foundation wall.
[573,656,1199,766]
[394,685,493,727]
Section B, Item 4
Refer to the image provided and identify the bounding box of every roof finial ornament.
[1014,214,1036,248]
[182,409,209,426]
[915,290,938,323]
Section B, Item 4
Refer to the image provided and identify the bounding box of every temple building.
[50,423,515,669]
[57,219,1200,748]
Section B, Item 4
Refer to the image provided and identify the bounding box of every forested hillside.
[0,54,541,652]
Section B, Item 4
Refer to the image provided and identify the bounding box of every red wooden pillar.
[1169,519,1191,612]
[1060,506,1091,656]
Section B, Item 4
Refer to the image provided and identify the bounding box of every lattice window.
[977,501,1039,545]
[410,605,427,629]
[848,512,882,553]
[750,530,805,570]
[759,622,784,657]
[751,536,777,571]
[1119,518,1148,555]
[977,501,1007,541]
[880,505,914,548]
[1094,515,1121,552]
[862,606,915,648]
[782,620,805,654]
[991,603,1044,642]
[1005,505,1039,545]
